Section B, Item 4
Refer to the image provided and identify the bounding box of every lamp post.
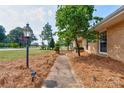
[23,23,32,68]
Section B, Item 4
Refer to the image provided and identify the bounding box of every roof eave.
[94,6,124,32]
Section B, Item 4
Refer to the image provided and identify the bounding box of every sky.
[0,5,121,44]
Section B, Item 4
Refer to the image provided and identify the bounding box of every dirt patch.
[67,51,124,88]
[0,51,58,88]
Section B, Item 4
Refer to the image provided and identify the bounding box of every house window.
[99,31,107,53]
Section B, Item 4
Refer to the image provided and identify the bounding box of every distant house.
[73,6,124,62]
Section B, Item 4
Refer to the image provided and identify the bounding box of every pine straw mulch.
[0,51,58,88]
[67,51,124,88]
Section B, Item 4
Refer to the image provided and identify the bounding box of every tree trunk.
[75,38,80,56]
[67,46,69,51]
[67,42,70,51]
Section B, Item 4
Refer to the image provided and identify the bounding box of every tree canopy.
[56,5,102,56]
[41,22,53,42]
[48,37,55,49]
[56,30,72,50]
[7,27,37,47]
[7,27,25,47]
[40,22,55,49]
[0,25,6,42]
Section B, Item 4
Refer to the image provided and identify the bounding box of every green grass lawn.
[0,48,52,62]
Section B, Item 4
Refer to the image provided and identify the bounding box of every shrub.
[79,47,84,51]
[0,43,5,48]
[54,43,60,54]
[0,43,19,48]
[54,46,59,51]
[40,45,47,50]
[9,43,19,48]
[74,47,84,52]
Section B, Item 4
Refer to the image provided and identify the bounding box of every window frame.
[99,31,107,55]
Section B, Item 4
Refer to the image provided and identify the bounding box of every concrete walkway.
[42,55,83,88]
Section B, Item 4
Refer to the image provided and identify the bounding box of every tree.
[93,16,103,25]
[56,5,102,56]
[28,34,37,46]
[8,27,24,47]
[8,27,37,47]
[41,22,53,45]
[31,42,39,47]
[39,34,44,48]
[54,40,60,54]
[49,37,55,49]
[56,30,72,51]
[0,25,6,42]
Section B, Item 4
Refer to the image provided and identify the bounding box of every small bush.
[0,43,19,48]
[54,46,59,51]
[9,43,19,48]
[79,47,84,51]
[74,47,84,52]
[0,43,5,48]
[54,43,60,54]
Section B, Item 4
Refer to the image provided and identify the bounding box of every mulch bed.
[67,51,124,88]
[0,51,58,88]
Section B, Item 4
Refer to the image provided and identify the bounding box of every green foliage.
[40,45,47,50]
[41,22,53,43]
[29,34,37,45]
[56,30,72,48]
[0,24,37,48]
[7,27,37,47]
[49,37,55,49]
[56,5,95,36]
[0,25,6,42]
[56,5,103,41]
[40,42,46,50]
[56,5,103,55]
[0,43,5,47]
[56,5,96,42]
[54,41,60,52]
[8,27,24,45]
[82,30,99,43]
[93,16,103,25]
[9,43,19,48]
[56,5,95,55]
[0,43,19,48]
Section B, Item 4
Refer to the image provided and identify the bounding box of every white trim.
[99,51,108,55]
[98,28,107,32]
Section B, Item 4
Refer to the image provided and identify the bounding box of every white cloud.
[23,7,46,22]
[0,5,57,44]
[0,6,46,32]
[48,9,53,17]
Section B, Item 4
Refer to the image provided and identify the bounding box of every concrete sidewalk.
[42,55,83,88]
[0,48,39,51]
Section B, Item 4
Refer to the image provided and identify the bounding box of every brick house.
[73,6,124,62]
